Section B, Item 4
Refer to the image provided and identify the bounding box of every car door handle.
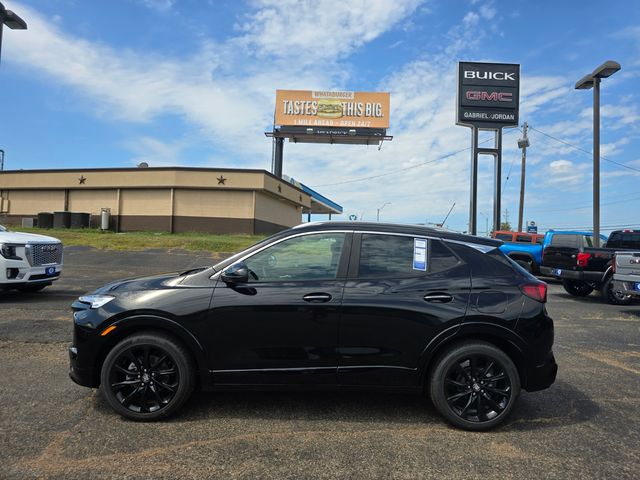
[303,293,332,303]
[424,293,453,303]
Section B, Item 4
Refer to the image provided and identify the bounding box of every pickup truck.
[0,224,63,292]
[540,229,640,305]
[492,231,544,274]
[613,251,640,298]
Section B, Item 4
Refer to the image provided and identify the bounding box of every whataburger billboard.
[274,90,390,129]
[456,62,520,128]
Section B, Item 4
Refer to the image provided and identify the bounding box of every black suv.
[69,222,556,430]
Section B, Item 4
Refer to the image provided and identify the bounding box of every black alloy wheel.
[430,342,520,431]
[562,279,594,297]
[100,332,195,421]
[601,276,633,306]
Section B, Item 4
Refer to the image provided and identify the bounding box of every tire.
[17,284,47,293]
[429,341,520,431]
[100,332,195,421]
[562,279,594,297]
[515,259,533,274]
[601,275,633,306]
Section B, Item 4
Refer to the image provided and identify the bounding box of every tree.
[500,221,512,231]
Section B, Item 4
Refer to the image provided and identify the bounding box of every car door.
[205,231,351,385]
[338,233,471,387]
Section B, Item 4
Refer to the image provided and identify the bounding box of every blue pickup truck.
[493,230,603,276]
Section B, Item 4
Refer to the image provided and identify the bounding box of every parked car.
[0,224,63,292]
[613,251,640,298]
[492,230,544,274]
[69,222,557,431]
[540,229,640,304]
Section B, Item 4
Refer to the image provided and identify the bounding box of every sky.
[1,0,639,234]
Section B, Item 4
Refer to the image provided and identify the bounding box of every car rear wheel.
[429,342,520,431]
[562,279,594,297]
[601,276,633,305]
[100,332,195,421]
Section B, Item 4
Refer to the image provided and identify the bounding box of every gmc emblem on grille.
[41,245,58,253]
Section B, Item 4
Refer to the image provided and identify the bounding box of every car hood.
[91,267,209,295]
[0,231,61,244]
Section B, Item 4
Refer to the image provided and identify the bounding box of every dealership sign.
[275,90,390,129]
[456,62,520,128]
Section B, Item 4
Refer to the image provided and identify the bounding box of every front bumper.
[524,351,558,392]
[68,345,98,387]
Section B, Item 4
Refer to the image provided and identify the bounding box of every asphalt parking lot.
[1,247,639,479]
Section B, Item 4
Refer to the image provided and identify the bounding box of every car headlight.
[78,295,116,309]
[0,243,21,259]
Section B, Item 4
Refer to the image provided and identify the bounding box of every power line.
[311,128,519,188]
[529,126,640,174]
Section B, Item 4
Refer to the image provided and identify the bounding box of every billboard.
[456,62,520,128]
[275,90,390,129]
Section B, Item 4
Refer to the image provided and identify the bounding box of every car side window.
[244,233,345,282]
[357,234,460,278]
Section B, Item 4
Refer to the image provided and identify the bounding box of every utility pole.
[517,122,529,232]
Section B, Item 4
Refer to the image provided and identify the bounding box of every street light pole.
[575,60,620,248]
[0,2,28,63]
[377,202,390,222]
[593,76,600,246]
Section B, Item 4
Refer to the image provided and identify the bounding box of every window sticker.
[413,238,427,271]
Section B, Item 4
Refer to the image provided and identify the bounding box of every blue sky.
[1,0,639,233]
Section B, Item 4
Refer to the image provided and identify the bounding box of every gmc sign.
[457,62,520,128]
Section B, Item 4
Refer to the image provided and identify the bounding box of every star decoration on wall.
[78,175,87,184]
[217,175,226,185]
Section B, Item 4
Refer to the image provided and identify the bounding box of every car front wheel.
[429,342,520,431]
[100,332,195,421]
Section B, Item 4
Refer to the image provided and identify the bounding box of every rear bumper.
[539,267,602,283]
[524,350,558,392]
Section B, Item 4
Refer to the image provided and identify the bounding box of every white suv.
[0,224,63,292]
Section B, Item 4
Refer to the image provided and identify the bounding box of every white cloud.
[236,0,425,63]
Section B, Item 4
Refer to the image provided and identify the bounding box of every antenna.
[441,202,456,226]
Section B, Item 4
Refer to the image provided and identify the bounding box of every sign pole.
[469,127,479,235]
[493,128,502,233]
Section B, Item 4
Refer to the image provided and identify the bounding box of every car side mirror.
[221,261,249,284]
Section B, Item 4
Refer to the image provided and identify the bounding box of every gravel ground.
[1,246,638,479]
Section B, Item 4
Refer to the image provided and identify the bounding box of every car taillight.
[521,282,547,303]
[576,252,591,267]
[612,257,616,273]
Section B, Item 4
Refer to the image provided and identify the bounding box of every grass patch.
[13,227,267,253]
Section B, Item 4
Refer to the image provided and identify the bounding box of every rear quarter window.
[550,234,579,248]
[446,243,520,279]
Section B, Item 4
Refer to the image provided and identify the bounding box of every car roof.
[291,222,502,247]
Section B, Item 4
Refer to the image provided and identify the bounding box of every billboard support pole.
[469,127,503,235]
[272,136,284,178]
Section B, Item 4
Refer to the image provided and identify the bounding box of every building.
[0,167,342,234]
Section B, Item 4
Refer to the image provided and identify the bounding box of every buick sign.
[456,62,520,128]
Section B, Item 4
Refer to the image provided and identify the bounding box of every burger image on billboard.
[317,98,343,118]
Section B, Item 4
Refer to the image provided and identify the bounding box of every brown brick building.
[0,167,341,234]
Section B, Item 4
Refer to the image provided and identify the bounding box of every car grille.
[29,243,63,266]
